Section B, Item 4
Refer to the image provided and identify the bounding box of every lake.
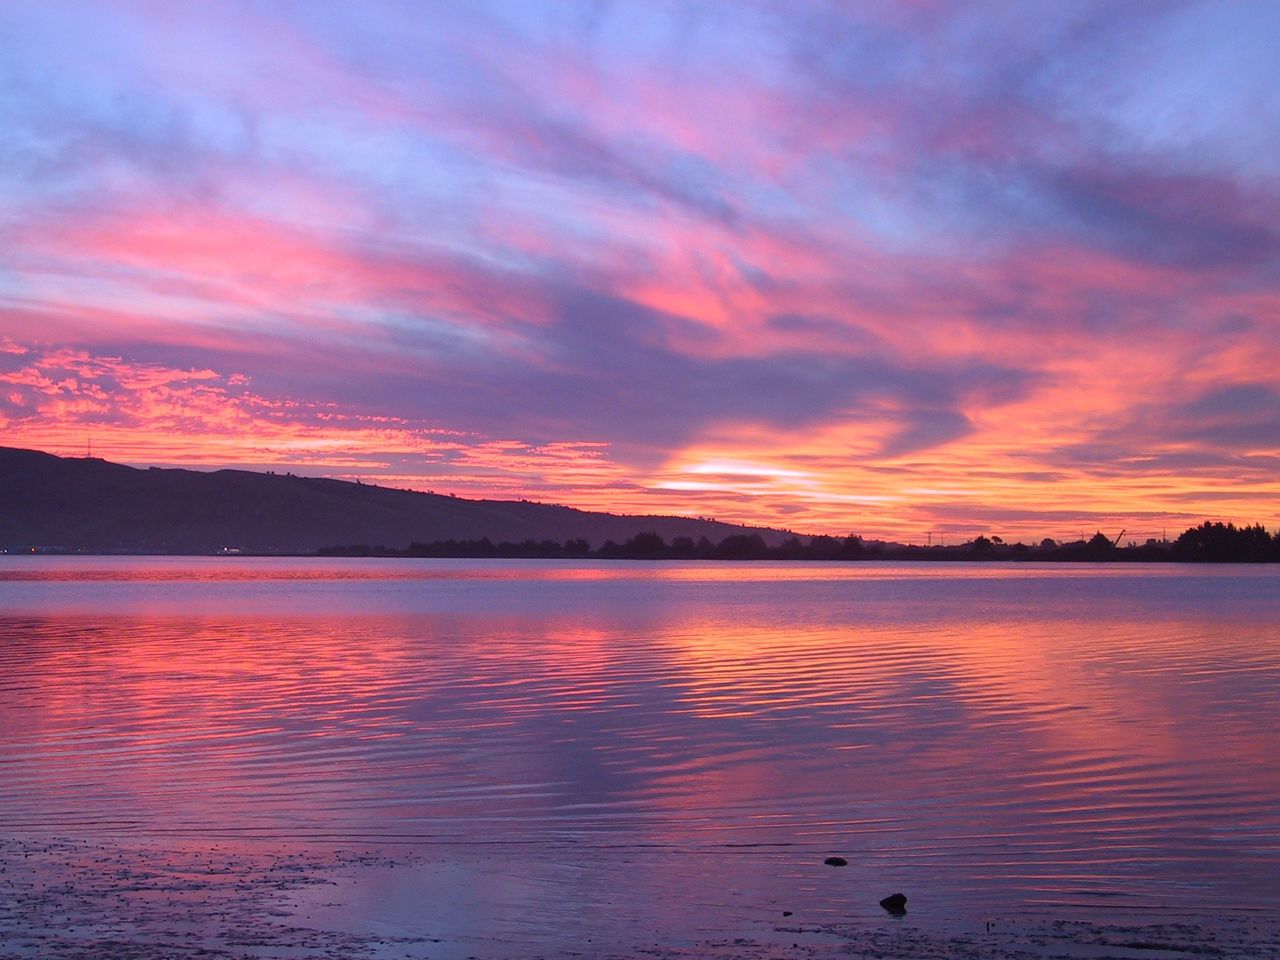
[2,557,1279,958]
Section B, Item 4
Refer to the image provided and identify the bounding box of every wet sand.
[3,837,1277,960]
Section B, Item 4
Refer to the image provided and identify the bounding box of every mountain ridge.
[0,446,802,554]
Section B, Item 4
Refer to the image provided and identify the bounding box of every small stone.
[879,892,907,915]
[823,856,848,867]
[782,910,792,917]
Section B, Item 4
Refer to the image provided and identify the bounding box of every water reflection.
[2,559,1279,921]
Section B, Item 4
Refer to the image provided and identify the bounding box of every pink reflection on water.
[1,558,1279,926]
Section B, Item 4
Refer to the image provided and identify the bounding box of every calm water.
[2,557,1279,950]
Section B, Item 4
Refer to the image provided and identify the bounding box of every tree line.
[317,521,1280,562]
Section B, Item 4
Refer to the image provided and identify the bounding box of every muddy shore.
[3,836,1277,960]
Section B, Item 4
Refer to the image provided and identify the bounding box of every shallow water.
[2,558,1279,954]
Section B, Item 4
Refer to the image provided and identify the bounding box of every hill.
[0,447,797,554]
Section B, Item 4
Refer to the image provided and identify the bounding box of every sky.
[2,0,1278,542]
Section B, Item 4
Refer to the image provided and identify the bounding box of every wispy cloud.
[1,1,1277,539]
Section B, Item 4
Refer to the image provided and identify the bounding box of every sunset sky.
[2,1,1277,541]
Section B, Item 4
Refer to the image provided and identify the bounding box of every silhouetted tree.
[621,532,667,558]
[318,520,1276,563]
[1084,531,1116,559]
[837,535,865,560]
[670,536,696,558]
[713,534,769,560]
[807,535,841,560]
[1174,521,1273,562]
[969,535,996,558]
[777,536,805,560]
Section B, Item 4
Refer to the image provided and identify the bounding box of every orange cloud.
[0,345,631,504]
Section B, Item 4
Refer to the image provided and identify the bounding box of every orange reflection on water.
[2,560,1280,915]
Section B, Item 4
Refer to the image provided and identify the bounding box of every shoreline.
[4,835,1277,960]
[5,551,1280,564]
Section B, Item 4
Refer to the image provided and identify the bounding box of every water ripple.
[2,558,1279,916]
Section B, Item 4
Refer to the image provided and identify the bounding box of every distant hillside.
[0,447,798,554]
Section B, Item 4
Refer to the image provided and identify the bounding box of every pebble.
[879,892,907,914]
